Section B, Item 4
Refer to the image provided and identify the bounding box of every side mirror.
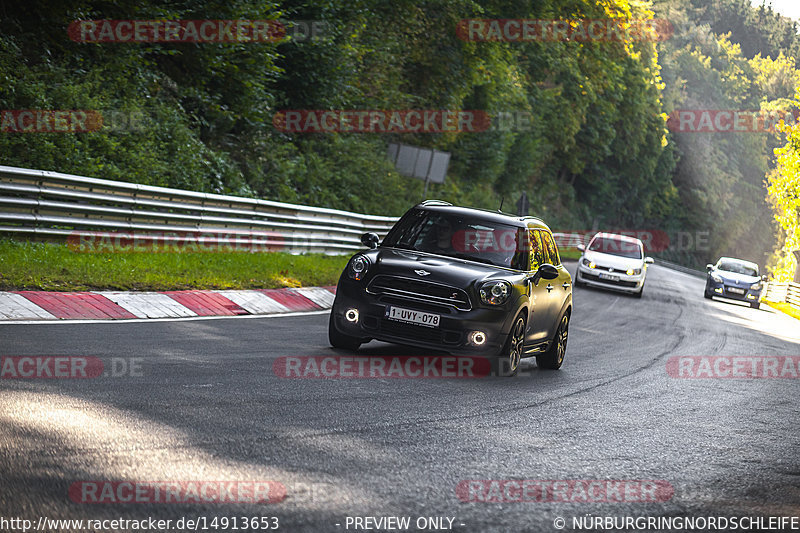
[361,232,380,249]
[644,257,654,264]
[538,263,560,280]
[577,244,585,252]
[706,264,714,272]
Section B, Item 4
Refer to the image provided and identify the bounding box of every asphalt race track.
[1,263,799,532]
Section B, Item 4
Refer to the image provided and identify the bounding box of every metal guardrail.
[653,258,706,278]
[0,165,399,254]
[762,281,800,310]
[3,164,790,311]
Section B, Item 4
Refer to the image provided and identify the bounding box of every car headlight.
[347,255,370,281]
[626,268,642,276]
[711,274,723,283]
[750,282,762,290]
[479,281,511,306]
[582,258,596,268]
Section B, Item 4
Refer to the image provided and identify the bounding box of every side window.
[509,228,530,271]
[540,230,561,266]
[529,230,545,271]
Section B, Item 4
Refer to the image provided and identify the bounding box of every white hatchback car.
[575,233,654,297]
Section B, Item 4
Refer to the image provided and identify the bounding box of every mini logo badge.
[415,269,431,276]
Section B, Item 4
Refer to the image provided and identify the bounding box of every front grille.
[367,275,472,311]
[594,264,632,274]
[582,271,638,288]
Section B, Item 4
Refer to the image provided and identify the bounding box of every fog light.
[469,331,487,346]
[747,294,755,300]
[344,308,359,323]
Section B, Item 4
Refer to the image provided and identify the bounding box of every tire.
[703,281,712,299]
[497,314,525,377]
[574,273,586,288]
[750,302,760,310]
[537,313,569,370]
[634,286,644,298]
[328,311,362,350]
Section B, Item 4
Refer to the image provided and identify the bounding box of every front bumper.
[705,279,761,302]
[576,264,644,294]
[331,278,513,355]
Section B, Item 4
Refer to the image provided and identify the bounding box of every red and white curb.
[0,286,336,321]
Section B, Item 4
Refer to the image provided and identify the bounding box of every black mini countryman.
[328,201,573,375]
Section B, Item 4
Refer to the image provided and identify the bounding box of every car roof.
[415,201,552,232]
[718,257,758,268]
[591,232,644,245]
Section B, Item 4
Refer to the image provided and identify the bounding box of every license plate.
[599,273,619,281]
[728,287,745,294]
[385,306,440,328]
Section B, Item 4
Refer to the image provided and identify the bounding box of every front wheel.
[328,311,362,350]
[537,313,569,370]
[750,302,760,310]
[497,315,525,376]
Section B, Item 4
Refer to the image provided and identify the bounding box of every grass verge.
[559,248,582,261]
[0,239,585,292]
[0,239,349,291]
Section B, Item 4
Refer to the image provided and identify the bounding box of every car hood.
[370,247,518,286]
[583,250,644,270]
[714,270,760,285]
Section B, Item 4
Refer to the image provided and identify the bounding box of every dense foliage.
[767,121,800,281]
[1,0,798,274]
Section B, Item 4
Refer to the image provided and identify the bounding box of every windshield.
[382,209,529,269]
[718,261,758,277]
[588,236,643,259]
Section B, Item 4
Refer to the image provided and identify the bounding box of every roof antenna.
[498,196,505,213]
